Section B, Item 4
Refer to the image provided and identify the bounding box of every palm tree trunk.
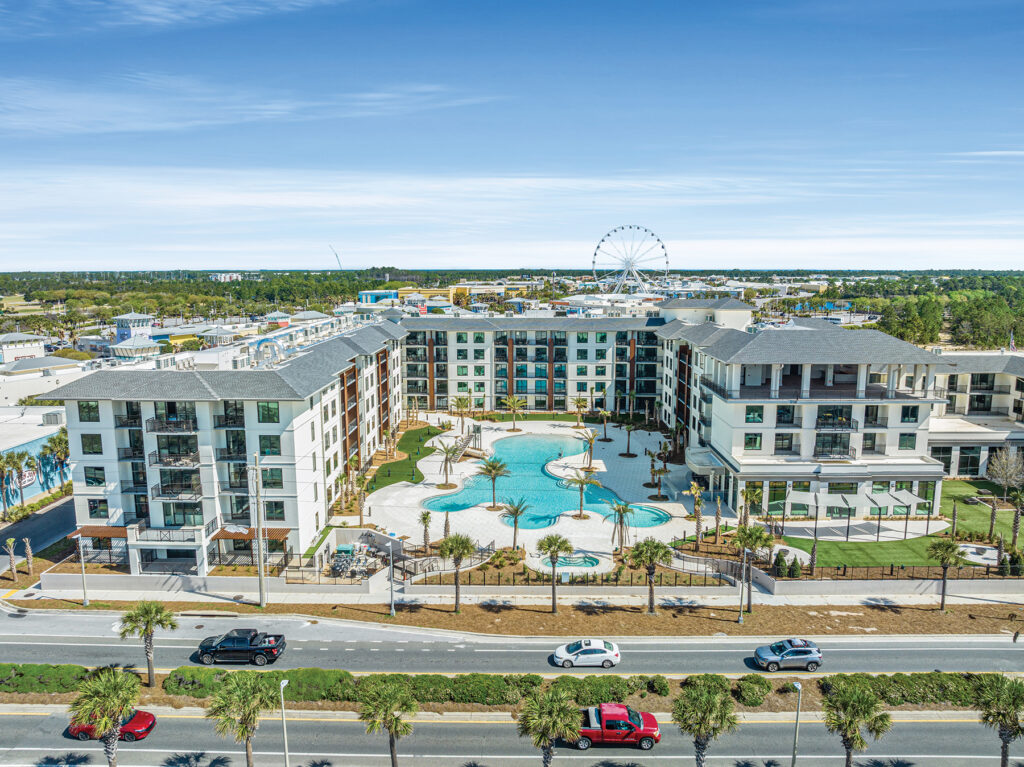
[940,564,948,611]
[845,746,853,767]
[647,566,655,615]
[990,500,998,541]
[694,735,708,767]
[542,744,554,767]
[1001,732,1010,767]
[491,480,497,509]
[1013,508,1021,550]
[626,431,631,454]
[579,488,584,517]
[512,521,519,551]
[550,561,558,614]
[145,634,155,687]
[389,730,399,767]
[102,728,120,767]
[603,419,608,440]
[17,478,24,508]
[454,567,461,613]
[245,736,254,767]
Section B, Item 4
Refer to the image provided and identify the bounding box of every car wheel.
[766,662,779,673]
[806,662,819,672]
[561,659,573,669]
[200,653,214,666]
[601,660,613,669]
[576,737,592,751]
[638,737,655,751]
[76,731,91,741]
[122,733,136,743]
[252,654,268,666]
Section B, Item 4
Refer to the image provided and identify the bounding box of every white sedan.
[552,638,621,668]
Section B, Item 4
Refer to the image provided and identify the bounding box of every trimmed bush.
[820,672,999,707]
[683,674,731,695]
[779,681,799,694]
[163,667,225,698]
[451,673,513,705]
[0,663,89,693]
[735,674,772,707]
[409,675,454,703]
[788,557,802,579]
[647,675,671,697]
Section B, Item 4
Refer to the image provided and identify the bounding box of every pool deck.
[363,416,708,558]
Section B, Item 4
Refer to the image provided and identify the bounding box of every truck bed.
[580,707,600,730]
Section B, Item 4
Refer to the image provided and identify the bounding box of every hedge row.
[0,663,89,693]
[820,672,1000,707]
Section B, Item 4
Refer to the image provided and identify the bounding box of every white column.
[925,364,935,396]
[886,364,897,398]
[728,365,740,397]
[800,364,811,398]
[128,546,142,576]
[196,542,210,577]
[856,364,868,398]
[825,364,835,387]
[770,364,782,399]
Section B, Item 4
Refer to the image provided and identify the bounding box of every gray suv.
[753,638,822,672]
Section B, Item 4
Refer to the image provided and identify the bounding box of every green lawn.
[781,535,938,567]
[367,425,444,492]
[939,479,1016,539]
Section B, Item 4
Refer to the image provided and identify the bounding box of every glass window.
[576,382,587,392]
[265,500,285,520]
[744,433,762,450]
[259,435,281,456]
[898,433,916,450]
[930,446,952,473]
[776,405,795,425]
[745,405,764,424]
[595,366,606,376]
[457,365,468,376]
[458,381,469,392]
[456,332,467,344]
[457,348,468,360]
[576,365,587,376]
[78,401,100,422]
[774,433,793,452]
[257,402,279,423]
[262,468,284,489]
[595,348,607,360]
[862,433,876,452]
[473,332,485,344]
[872,480,890,494]
[596,332,607,344]
[576,332,588,343]
[958,446,981,476]
[474,382,485,392]
[474,365,485,376]
[81,434,103,455]
[87,499,109,518]
[576,349,588,361]
[535,379,548,394]
[163,502,202,527]
[918,481,936,513]
[828,482,857,494]
[84,467,105,486]
[901,405,919,423]
[767,481,787,515]
[474,348,485,360]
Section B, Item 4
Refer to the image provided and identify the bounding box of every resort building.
[0,332,46,363]
[47,321,406,575]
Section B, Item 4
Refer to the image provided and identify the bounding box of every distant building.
[113,312,155,343]
[0,405,66,507]
[358,289,400,304]
[209,273,243,283]
[0,332,46,363]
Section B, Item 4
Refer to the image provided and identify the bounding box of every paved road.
[0,611,1021,675]
[0,710,1019,766]
[0,498,74,560]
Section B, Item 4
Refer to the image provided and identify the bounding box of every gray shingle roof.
[933,353,1024,376]
[0,332,45,343]
[113,312,154,321]
[0,355,80,374]
[290,310,330,321]
[657,297,754,310]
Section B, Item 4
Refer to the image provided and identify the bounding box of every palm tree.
[452,395,471,434]
[9,451,29,508]
[597,409,612,441]
[671,682,739,767]
[501,395,527,431]
[118,601,178,688]
[69,668,141,767]
[714,496,723,545]
[477,457,510,509]
[4,538,16,584]
[822,685,893,767]
[689,480,704,550]
[438,533,475,613]
[1008,487,1024,550]
[621,424,637,457]
[927,537,967,611]
[651,466,669,500]
[515,687,580,767]
[502,497,530,551]
[360,680,417,767]
[571,396,589,427]
[977,675,1024,767]
[578,431,597,469]
[205,671,278,767]
[565,469,601,519]
[734,524,773,567]
[438,441,461,487]
[536,534,573,614]
[0,454,11,520]
[606,500,634,550]
[628,537,673,614]
[42,427,70,484]
[419,510,432,554]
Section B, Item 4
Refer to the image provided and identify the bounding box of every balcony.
[150,482,202,501]
[117,446,144,460]
[127,518,216,544]
[813,447,858,461]
[774,418,803,429]
[146,417,197,433]
[863,416,889,428]
[699,414,712,428]
[148,450,199,468]
[213,414,245,429]
[815,418,860,431]
[216,448,248,462]
[222,479,251,495]
[114,414,141,428]
[120,479,148,494]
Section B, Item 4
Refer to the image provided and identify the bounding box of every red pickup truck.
[576,703,661,751]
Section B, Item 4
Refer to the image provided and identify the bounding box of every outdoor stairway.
[450,432,475,462]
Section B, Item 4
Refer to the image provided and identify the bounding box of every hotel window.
[595,348,607,360]
[457,365,468,376]
[744,433,762,450]
[576,349,588,361]
[745,405,764,424]
[257,401,279,423]
[596,332,607,343]
[898,433,916,451]
[456,332,467,343]
[474,365,485,376]
[457,348,468,360]
[78,400,100,422]
[262,468,284,489]
[259,435,281,456]
[576,365,587,377]
[473,332,485,344]
[776,405,795,425]
[958,446,981,476]
[163,502,202,527]
[474,382,485,393]
[576,332,588,343]
[862,433,876,452]
[536,380,548,394]
[900,405,919,424]
[81,434,103,455]
[87,499,109,518]
[265,500,285,520]
[773,434,793,453]
[595,382,605,392]
[577,382,587,393]
[474,349,485,360]
[457,382,469,392]
[84,467,105,487]
[595,366,606,377]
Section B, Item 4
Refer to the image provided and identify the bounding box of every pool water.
[422,434,671,530]
[554,554,600,568]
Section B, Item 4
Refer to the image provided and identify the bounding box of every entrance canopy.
[686,447,724,476]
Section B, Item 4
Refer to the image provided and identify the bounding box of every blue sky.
[0,0,1021,271]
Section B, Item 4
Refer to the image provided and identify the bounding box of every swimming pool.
[554,553,600,568]
[421,434,671,530]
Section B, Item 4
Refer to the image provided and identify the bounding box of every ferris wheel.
[592,225,669,293]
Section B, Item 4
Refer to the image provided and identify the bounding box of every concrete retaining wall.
[771,577,1024,597]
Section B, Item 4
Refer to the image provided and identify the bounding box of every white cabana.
[890,488,928,508]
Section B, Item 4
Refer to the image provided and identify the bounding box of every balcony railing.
[813,447,858,460]
[699,414,712,428]
[223,480,251,495]
[815,418,860,431]
[114,414,141,428]
[117,447,144,460]
[774,418,803,428]
[146,417,197,433]
[120,479,148,494]
[700,376,730,399]
[128,520,204,544]
[213,414,245,428]
[863,416,889,428]
[215,448,248,462]
[150,482,202,501]
[148,450,199,467]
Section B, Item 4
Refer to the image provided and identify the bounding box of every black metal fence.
[774,563,1024,581]
[416,569,728,588]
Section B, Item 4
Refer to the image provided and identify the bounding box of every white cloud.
[0,75,490,134]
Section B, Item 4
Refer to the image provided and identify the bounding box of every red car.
[577,703,661,750]
[69,709,156,742]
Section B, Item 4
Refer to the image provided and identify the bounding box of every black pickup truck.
[197,628,286,666]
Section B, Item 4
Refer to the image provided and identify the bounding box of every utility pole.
[77,534,89,607]
[252,453,267,608]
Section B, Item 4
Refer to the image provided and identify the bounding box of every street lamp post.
[76,534,89,607]
[790,681,803,767]
[386,540,396,617]
[737,548,746,624]
[280,678,290,767]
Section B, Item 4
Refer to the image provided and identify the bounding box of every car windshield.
[120,710,136,726]
[769,642,788,655]
[626,707,642,728]
[602,641,615,651]
[212,634,227,645]
[565,641,583,654]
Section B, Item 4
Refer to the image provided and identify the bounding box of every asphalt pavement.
[0,497,75,560]
[0,708,1019,766]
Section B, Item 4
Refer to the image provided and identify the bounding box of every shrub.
[647,675,671,697]
[999,555,1011,577]
[409,675,454,703]
[819,672,998,707]
[1010,551,1023,577]
[734,674,771,707]
[788,557,802,579]
[451,673,513,705]
[163,667,225,698]
[683,674,730,695]
[276,668,354,702]
[0,663,89,693]
[773,550,787,577]
[778,681,799,694]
